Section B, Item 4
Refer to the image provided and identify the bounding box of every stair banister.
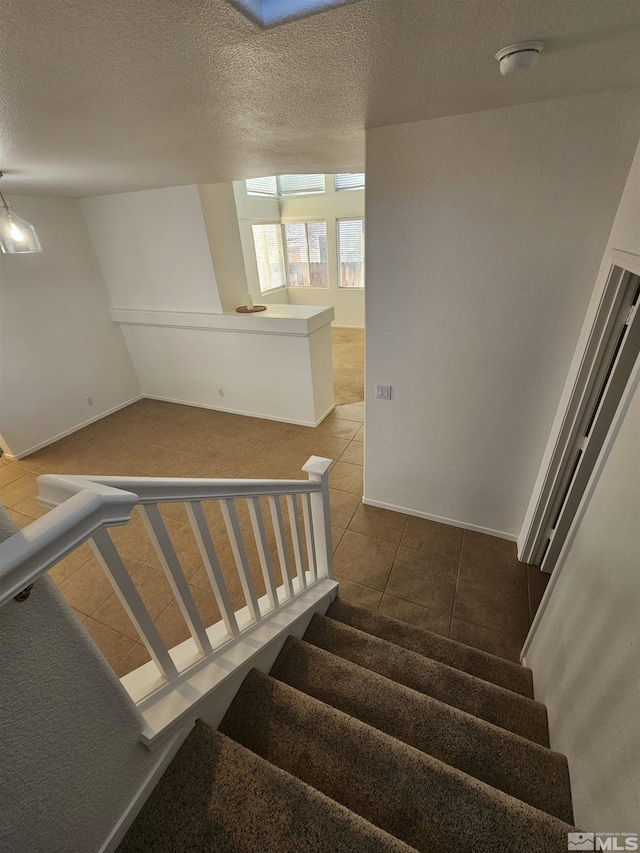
[0,457,337,746]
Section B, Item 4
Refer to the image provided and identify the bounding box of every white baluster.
[246,497,278,610]
[138,504,213,655]
[185,501,239,637]
[220,499,260,622]
[302,456,333,579]
[269,495,293,599]
[302,492,317,581]
[286,494,306,589]
[90,528,178,680]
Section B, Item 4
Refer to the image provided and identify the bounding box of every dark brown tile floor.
[1,337,549,674]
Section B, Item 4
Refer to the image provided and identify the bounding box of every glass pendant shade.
[0,208,42,253]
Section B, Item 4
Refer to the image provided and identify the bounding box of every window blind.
[338,218,364,288]
[335,173,365,191]
[246,176,278,196]
[252,223,285,292]
[283,220,328,287]
[277,174,326,196]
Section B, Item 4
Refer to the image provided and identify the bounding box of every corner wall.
[0,195,141,459]
[364,88,640,538]
[524,367,640,829]
[279,176,365,328]
[519,139,640,554]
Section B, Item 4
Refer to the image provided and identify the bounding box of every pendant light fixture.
[0,172,42,253]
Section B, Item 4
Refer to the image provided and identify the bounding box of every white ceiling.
[1,0,639,196]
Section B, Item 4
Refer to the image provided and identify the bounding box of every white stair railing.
[0,456,335,745]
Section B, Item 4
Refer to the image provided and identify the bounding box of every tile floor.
[2,400,548,676]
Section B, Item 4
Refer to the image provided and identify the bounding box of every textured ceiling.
[1,0,639,196]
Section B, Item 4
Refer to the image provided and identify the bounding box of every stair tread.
[220,670,576,853]
[327,598,534,698]
[304,612,550,745]
[118,722,418,853]
[270,635,574,823]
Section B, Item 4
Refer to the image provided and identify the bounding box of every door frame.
[519,249,640,569]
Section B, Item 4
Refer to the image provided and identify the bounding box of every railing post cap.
[302,456,332,477]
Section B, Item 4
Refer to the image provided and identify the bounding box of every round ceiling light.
[495,41,545,76]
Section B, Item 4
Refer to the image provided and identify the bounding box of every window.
[278,174,326,196]
[246,176,278,197]
[283,221,328,288]
[252,223,285,292]
[335,173,365,192]
[337,218,364,288]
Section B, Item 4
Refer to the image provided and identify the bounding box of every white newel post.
[302,456,333,580]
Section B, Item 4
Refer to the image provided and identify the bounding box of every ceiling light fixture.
[495,41,544,76]
[0,172,42,254]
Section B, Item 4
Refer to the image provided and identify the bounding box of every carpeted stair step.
[118,722,418,853]
[304,612,549,745]
[327,598,534,698]
[220,670,576,853]
[270,635,574,823]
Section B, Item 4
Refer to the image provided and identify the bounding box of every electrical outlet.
[375,384,392,400]
[86,396,94,407]
[218,388,224,397]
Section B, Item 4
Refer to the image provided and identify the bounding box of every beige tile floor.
[1,394,547,675]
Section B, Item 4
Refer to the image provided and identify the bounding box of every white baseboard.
[362,497,517,542]
[5,396,144,460]
[332,324,364,330]
[99,720,195,853]
[144,394,335,428]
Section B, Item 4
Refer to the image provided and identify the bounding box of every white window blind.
[337,218,364,288]
[246,176,278,196]
[252,223,285,292]
[335,173,365,191]
[278,174,326,196]
[283,221,328,287]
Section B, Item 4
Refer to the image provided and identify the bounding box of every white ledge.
[110,305,335,336]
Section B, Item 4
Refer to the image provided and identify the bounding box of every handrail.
[37,474,322,509]
[0,486,137,608]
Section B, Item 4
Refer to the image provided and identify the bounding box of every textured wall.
[364,88,640,538]
[526,377,640,829]
[0,196,141,459]
[0,578,157,853]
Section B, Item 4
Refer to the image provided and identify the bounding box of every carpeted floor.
[333,327,364,405]
[119,599,577,852]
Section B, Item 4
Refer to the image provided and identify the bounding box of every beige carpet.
[333,327,365,405]
[121,600,577,852]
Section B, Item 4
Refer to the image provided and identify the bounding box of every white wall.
[525,369,640,829]
[364,88,640,538]
[0,578,158,853]
[0,196,141,458]
[81,185,222,313]
[520,140,640,553]
[116,307,334,425]
[233,182,289,306]
[198,182,250,313]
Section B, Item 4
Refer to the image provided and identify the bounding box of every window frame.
[336,217,365,290]
[251,220,286,294]
[245,176,278,197]
[277,174,326,197]
[282,219,330,289]
[334,173,365,192]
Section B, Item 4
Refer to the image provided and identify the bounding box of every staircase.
[118,598,578,852]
